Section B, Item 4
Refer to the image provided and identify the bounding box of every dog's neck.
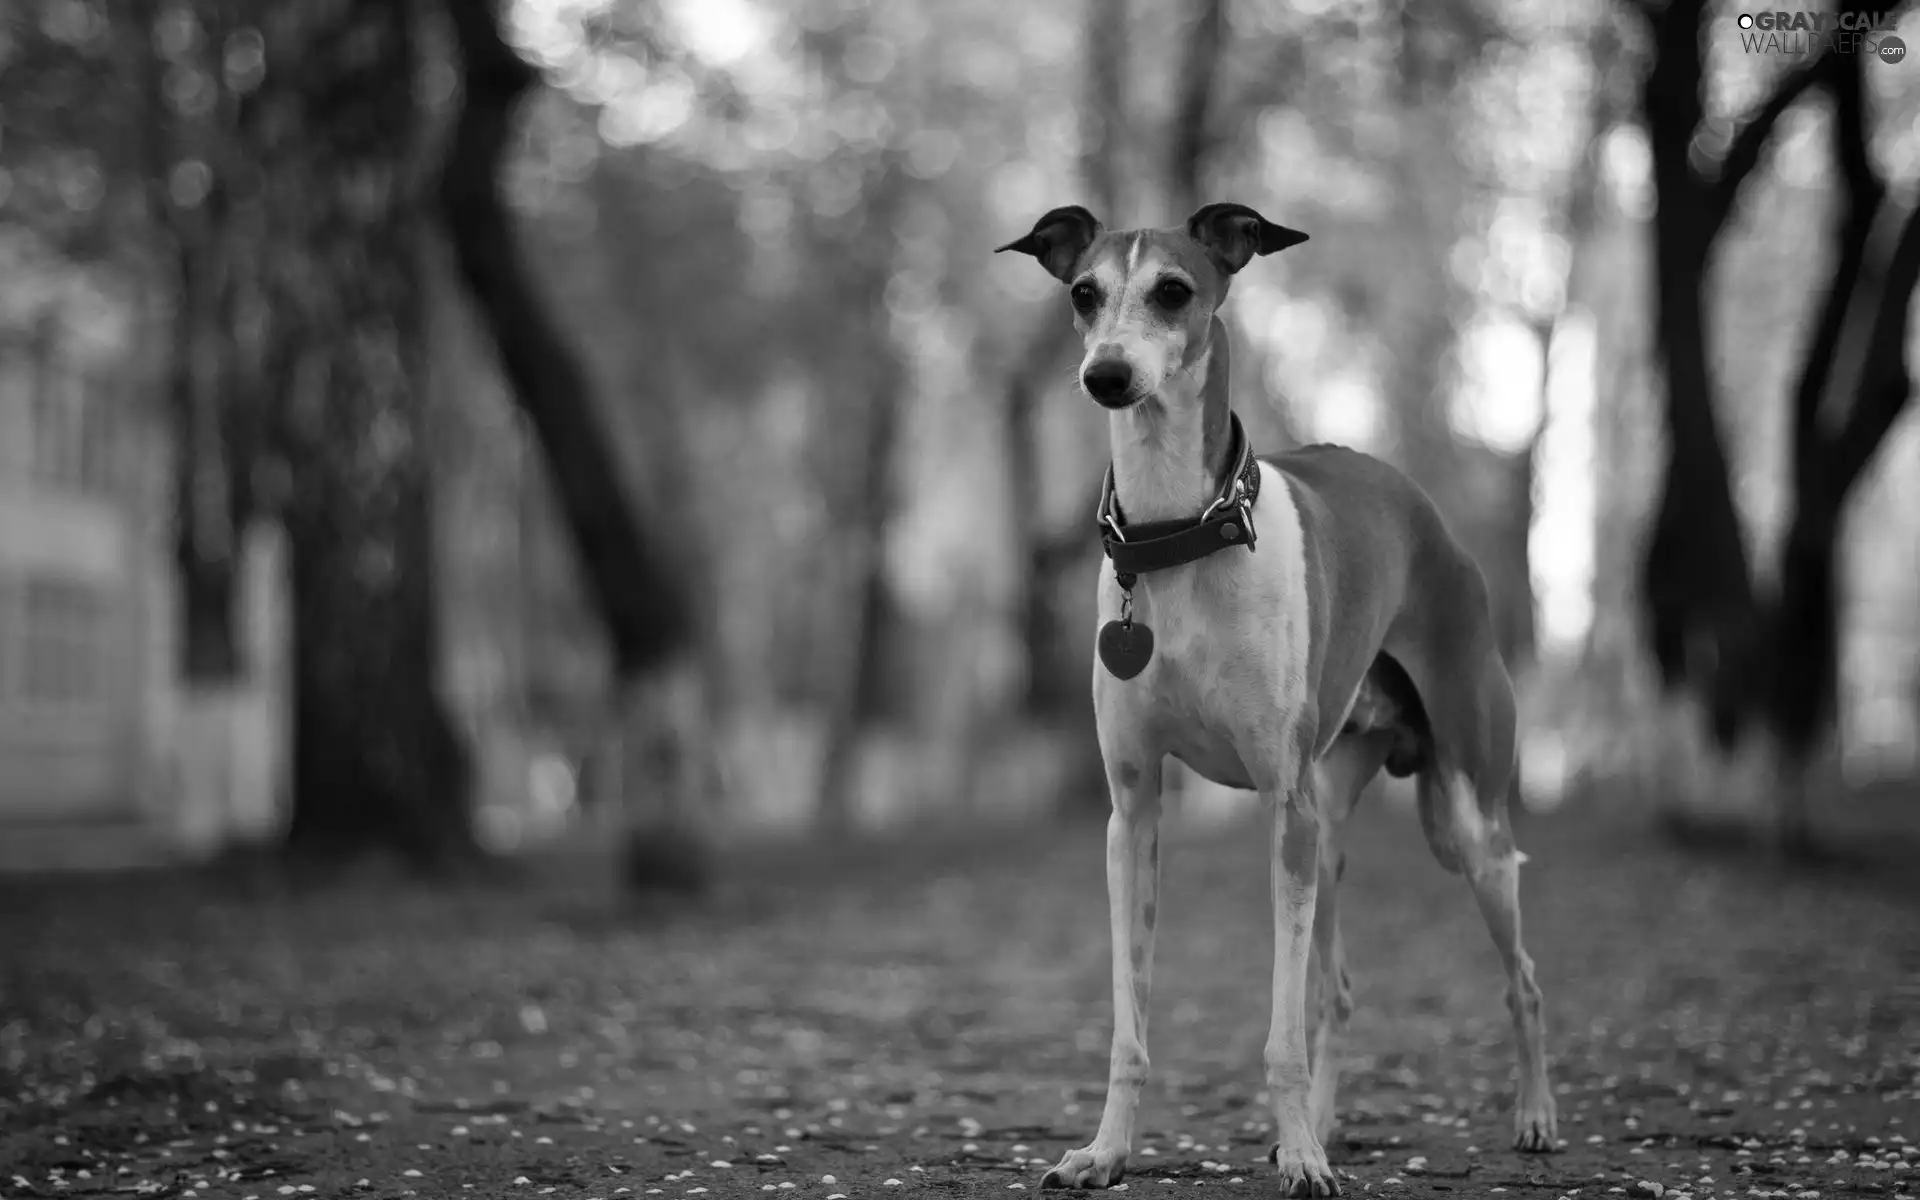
[1107,317,1236,524]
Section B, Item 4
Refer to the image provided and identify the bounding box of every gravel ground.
[2,795,1917,1200]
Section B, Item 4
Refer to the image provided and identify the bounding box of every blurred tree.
[1627,0,1920,851]
[1375,1,1538,671]
[1166,0,1225,219]
[0,0,242,674]
[439,0,710,888]
[0,0,478,866]
[995,0,1132,813]
[222,1,473,867]
[440,0,692,686]
[812,159,911,830]
[0,2,149,261]
[1148,0,1231,814]
[0,0,477,866]
[1540,9,1629,676]
[4,0,720,870]
[137,0,266,685]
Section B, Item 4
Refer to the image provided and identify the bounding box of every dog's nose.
[1082,360,1133,403]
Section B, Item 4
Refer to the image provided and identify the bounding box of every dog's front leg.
[1263,759,1341,1198]
[1043,757,1163,1190]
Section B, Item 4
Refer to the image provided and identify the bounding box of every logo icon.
[1738,12,1755,27]
[1879,33,1907,62]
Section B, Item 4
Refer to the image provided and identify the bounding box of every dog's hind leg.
[1417,768,1558,1153]
[1305,731,1392,1146]
[1044,755,1164,1190]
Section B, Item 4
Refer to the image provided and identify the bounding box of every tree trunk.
[1636,0,1760,747]
[1381,1,1479,516]
[813,365,904,831]
[240,0,474,869]
[1151,0,1236,817]
[1761,195,1920,846]
[1626,0,1920,853]
[439,0,713,889]
[1005,315,1089,719]
[1012,0,1130,707]
[139,0,248,682]
[812,166,910,831]
[1764,49,1902,767]
[984,0,1130,815]
[1465,436,1538,674]
[1166,0,1225,220]
[438,0,690,680]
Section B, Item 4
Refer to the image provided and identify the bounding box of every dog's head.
[997,203,1308,410]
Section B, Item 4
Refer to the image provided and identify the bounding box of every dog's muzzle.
[1082,359,1136,409]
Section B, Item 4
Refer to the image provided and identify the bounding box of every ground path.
[3,794,1917,1199]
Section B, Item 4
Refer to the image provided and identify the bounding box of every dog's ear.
[1185,203,1309,275]
[995,205,1103,283]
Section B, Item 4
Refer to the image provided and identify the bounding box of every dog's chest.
[1095,466,1316,788]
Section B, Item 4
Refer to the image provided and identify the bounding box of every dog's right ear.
[995,206,1103,284]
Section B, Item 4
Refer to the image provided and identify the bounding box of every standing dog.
[997,204,1557,1198]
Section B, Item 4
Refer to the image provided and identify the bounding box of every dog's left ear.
[996,205,1103,283]
[1186,203,1309,276]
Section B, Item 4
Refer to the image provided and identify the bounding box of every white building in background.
[0,242,289,870]
[0,231,609,871]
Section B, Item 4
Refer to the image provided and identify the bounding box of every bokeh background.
[4,4,1920,1199]
[1,0,1917,868]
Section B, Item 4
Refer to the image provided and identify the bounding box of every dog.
[996,203,1558,1198]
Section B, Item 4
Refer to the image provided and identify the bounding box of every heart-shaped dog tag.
[1097,619,1155,680]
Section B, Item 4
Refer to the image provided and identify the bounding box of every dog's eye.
[1070,282,1099,312]
[1153,280,1194,310]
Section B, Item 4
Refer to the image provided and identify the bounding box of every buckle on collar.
[1201,475,1246,523]
[1096,465,1126,543]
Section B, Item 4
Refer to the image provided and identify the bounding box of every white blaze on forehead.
[1126,245,1181,291]
[1087,249,1128,296]
[1083,236,1193,301]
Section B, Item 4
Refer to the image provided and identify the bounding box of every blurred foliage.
[3,0,1917,834]
[465,0,1625,818]
[0,0,150,262]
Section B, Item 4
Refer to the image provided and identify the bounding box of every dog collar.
[1096,411,1261,586]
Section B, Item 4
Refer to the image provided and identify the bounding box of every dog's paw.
[1042,1145,1127,1189]
[1512,1093,1559,1153]
[1268,1136,1341,1197]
